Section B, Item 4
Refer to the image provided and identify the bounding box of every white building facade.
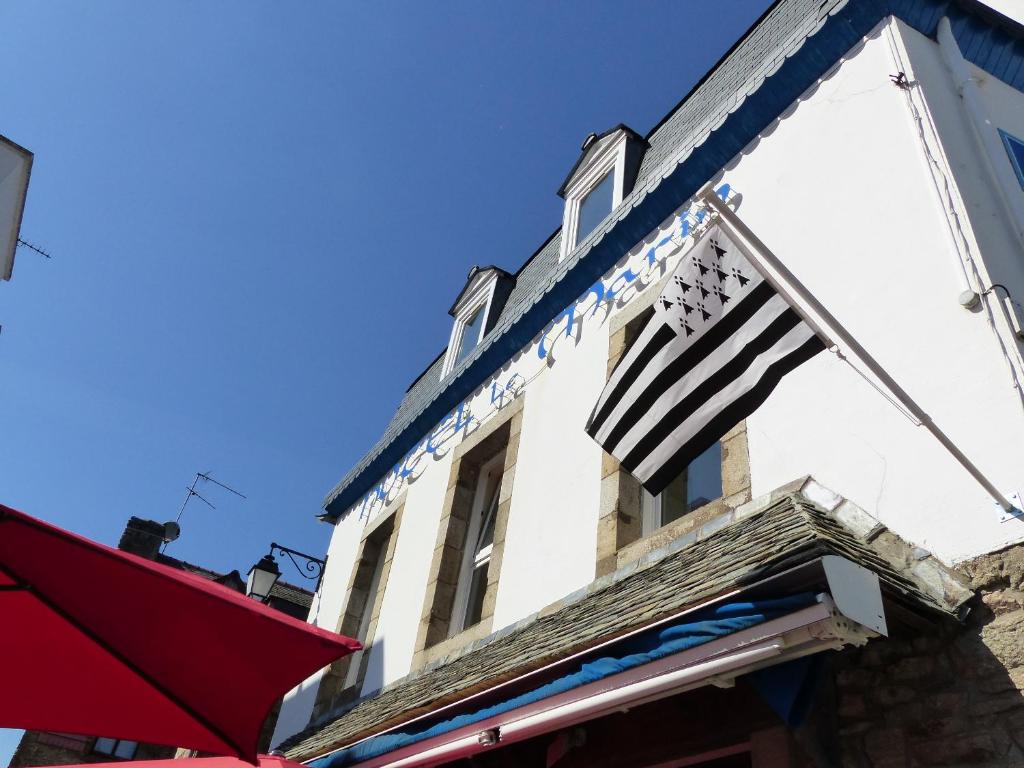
[277,2,1024,765]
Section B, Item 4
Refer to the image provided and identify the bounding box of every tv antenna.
[17,237,53,260]
[163,471,247,552]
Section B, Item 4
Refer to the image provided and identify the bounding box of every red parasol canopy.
[48,756,305,768]
[0,504,359,763]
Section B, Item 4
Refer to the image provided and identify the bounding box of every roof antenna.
[162,471,247,552]
[16,237,53,260]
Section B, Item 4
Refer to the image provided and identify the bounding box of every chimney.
[118,517,165,560]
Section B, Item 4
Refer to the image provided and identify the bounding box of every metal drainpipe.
[936,17,1024,250]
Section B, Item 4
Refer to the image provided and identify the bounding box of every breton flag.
[586,224,826,495]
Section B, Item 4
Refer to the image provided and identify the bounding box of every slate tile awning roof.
[281,491,954,760]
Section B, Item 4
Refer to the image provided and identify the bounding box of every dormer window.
[558,125,647,261]
[442,265,514,379]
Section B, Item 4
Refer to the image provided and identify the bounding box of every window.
[343,538,387,691]
[641,442,723,535]
[595,303,749,578]
[443,267,508,379]
[93,738,138,760]
[559,129,629,260]
[451,452,504,634]
[415,397,524,663]
[311,505,402,718]
[575,171,614,245]
[1000,129,1024,190]
[455,307,484,366]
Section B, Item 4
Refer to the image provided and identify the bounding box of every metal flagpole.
[701,189,1015,512]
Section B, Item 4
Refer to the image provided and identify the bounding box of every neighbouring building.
[0,134,31,285]
[274,1,1024,765]
[8,518,312,768]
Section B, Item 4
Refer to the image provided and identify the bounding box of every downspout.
[936,17,1024,250]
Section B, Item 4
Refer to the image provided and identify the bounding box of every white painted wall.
[275,17,1024,744]
[270,508,365,747]
[981,0,1024,25]
[359,445,454,694]
[491,311,606,630]
[729,20,1024,563]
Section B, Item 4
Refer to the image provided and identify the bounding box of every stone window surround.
[412,394,524,671]
[311,497,405,720]
[596,277,752,578]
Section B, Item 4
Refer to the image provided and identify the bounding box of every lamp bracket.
[269,542,327,594]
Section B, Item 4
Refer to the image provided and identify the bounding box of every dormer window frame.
[442,269,500,379]
[559,131,629,262]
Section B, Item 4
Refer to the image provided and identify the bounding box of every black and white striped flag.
[586,225,826,495]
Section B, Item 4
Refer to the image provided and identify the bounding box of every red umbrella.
[0,504,359,763]
[48,756,304,768]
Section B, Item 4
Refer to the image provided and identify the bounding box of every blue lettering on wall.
[537,184,732,361]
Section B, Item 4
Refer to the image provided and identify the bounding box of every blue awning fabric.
[311,593,819,767]
[750,653,825,728]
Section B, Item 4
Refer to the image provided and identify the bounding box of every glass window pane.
[457,308,484,364]
[464,564,489,628]
[575,171,614,245]
[659,470,689,527]
[114,741,138,760]
[94,739,116,755]
[687,442,722,509]
[476,472,502,553]
[649,442,723,530]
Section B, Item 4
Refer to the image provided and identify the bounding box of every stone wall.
[835,542,1024,766]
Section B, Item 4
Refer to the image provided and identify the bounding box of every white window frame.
[442,269,500,379]
[641,485,693,537]
[450,451,504,636]
[559,131,629,261]
[640,490,664,538]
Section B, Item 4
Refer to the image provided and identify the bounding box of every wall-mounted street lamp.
[246,543,327,602]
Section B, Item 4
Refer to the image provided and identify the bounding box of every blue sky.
[0,2,771,764]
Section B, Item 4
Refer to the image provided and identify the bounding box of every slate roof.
[156,554,237,583]
[281,493,953,760]
[270,579,315,609]
[156,553,313,610]
[323,0,1024,518]
[382,230,562,439]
